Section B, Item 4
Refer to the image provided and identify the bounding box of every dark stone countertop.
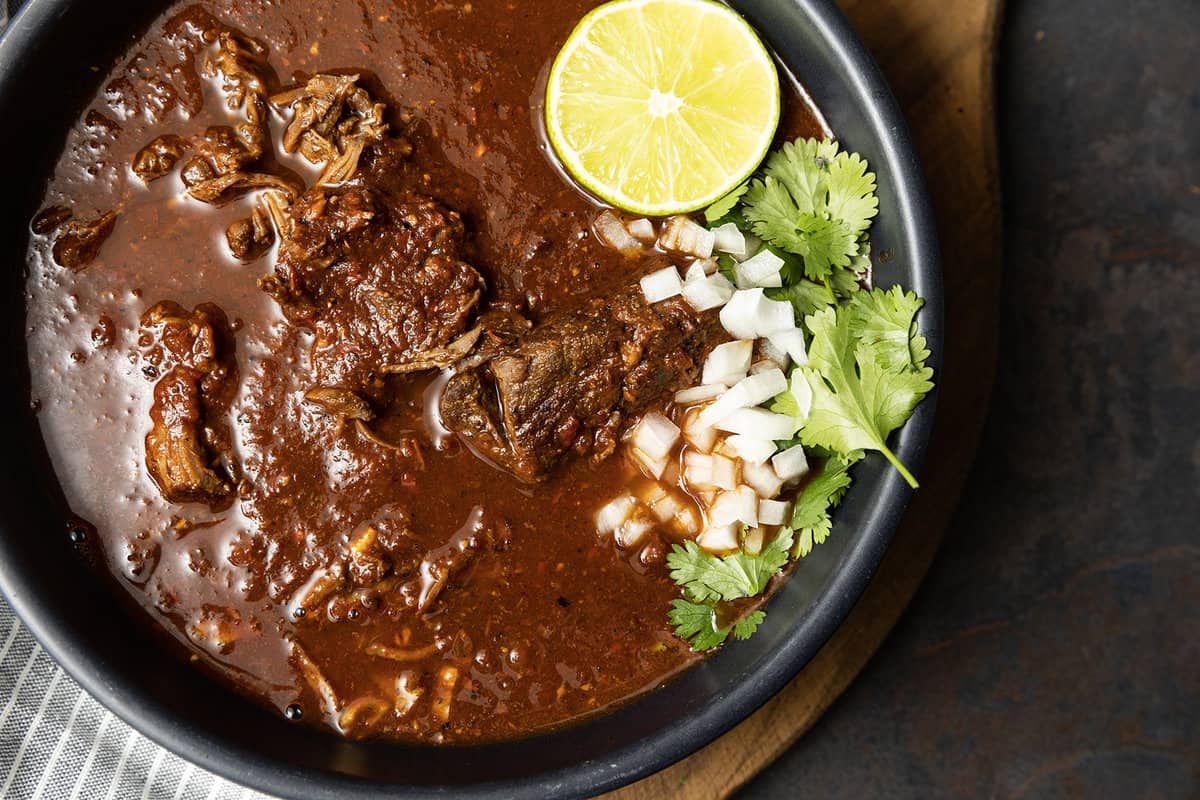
[739,0,1199,796]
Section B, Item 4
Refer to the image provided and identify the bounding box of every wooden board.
[607,1,1004,797]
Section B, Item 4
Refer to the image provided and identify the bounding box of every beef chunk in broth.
[139,302,238,507]
[262,181,485,387]
[440,286,726,482]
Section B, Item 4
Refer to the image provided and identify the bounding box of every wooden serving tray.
[609,0,1004,797]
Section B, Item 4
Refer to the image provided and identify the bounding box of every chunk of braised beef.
[139,301,238,508]
[51,210,119,270]
[185,169,302,205]
[225,201,275,261]
[440,285,725,482]
[271,73,395,185]
[206,29,273,109]
[303,386,375,421]
[261,184,484,386]
[133,134,188,182]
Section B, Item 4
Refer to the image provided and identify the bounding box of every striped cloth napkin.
[0,599,273,800]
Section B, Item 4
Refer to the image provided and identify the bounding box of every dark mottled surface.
[740,0,1200,797]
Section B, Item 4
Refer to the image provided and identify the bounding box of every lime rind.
[545,0,781,217]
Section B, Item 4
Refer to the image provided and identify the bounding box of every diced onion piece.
[772,444,810,482]
[726,434,777,465]
[616,516,653,548]
[640,266,683,304]
[738,233,763,262]
[651,492,682,523]
[675,383,727,405]
[711,453,740,491]
[768,328,808,366]
[743,527,765,555]
[683,261,708,283]
[674,505,702,535]
[757,297,797,336]
[743,460,784,498]
[596,495,636,535]
[594,211,641,254]
[758,338,791,371]
[735,248,785,288]
[631,412,680,461]
[659,216,715,259]
[626,218,656,243]
[702,340,754,386]
[715,408,795,440]
[681,273,734,312]
[758,499,792,526]
[697,523,740,553]
[711,222,748,258]
[732,367,788,407]
[697,382,754,428]
[681,409,718,453]
[709,486,759,527]
[683,451,716,490]
[695,257,719,276]
[719,288,766,339]
[630,446,669,479]
[785,372,813,425]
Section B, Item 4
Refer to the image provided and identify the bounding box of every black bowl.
[0,0,941,797]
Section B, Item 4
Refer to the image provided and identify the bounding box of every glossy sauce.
[25,0,827,742]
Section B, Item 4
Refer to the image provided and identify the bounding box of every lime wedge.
[545,0,781,216]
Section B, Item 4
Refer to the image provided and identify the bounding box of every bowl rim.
[0,0,942,797]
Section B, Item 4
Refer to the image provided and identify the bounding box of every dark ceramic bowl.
[0,0,941,797]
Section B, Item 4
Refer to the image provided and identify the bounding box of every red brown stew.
[25,0,827,743]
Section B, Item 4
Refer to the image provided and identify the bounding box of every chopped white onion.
[702,340,754,386]
[650,492,681,523]
[709,486,759,527]
[684,261,709,283]
[757,297,797,336]
[711,222,748,258]
[675,383,727,405]
[758,499,792,526]
[695,257,719,276]
[697,523,740,553]
[616,516,653,548]
[596,495,637,535]
[683,451,717,490]
[625,218,656,243]
[719,288,766,339]
[682,410,718,453]
[735,249,785,288]
[726,434,777,465]
[594,211,641,253]
[772,444,811,482]
[697,382,754,428]
[711,453,740,491]
[732,367,788,407]
[780,374,813,425]
[659,216,715,259]
[631,412,680,461]
[743,459,784,498]
[714,407,796,440]
[681,273,735,312]
[768,328,808,366]
[758,338,791,371]
[629,446,669,479]
[639,266,683,304]
[675,505,702,535]
[743,527,765,555]
[739,233,763,261]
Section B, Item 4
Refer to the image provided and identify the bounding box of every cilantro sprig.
[664,137,933,652]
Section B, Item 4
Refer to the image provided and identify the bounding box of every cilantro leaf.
[668,600,729,651]
[826,152,879,233]
[666,529,795,603]
[669,602,769,651]
[704,181,750,224]
[742,138,877,283]
[733,610,767,641]
[796,290,933,487]
[847,285,929,371]
[790,457,854,557]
